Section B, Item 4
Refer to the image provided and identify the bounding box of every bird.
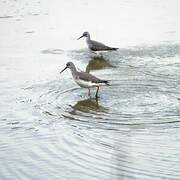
[60,62,109,98]
[77,32,118,52]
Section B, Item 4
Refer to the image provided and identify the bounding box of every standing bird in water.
[60,62,109,98]
[77,32,118,52]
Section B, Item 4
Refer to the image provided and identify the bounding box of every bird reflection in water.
[69,98,108,114]
[86,56,114,73]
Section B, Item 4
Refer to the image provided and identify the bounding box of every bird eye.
[67,62,71,67]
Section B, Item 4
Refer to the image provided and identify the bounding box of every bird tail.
[110,47,118,51]
[102,80,110,86]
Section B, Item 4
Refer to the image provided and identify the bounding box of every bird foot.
[95,95,100,99]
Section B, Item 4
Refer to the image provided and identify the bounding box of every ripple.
[16,43,180,180]
[1,0,180,178]
[41,49,64,55]
[27,74,180,136]
[0,15,13,19]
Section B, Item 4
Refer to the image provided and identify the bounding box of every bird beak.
[60,66,68,74]
[77,35,84,40]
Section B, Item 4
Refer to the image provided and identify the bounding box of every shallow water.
[0,0,180,179]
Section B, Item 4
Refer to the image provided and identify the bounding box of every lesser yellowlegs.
[77,32,118,52]
[60,62,109,98]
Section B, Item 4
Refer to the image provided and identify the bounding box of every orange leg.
[95,86,100,98]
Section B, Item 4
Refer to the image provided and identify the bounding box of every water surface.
[0,0,180,179]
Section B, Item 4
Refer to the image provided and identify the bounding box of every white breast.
[75,78,97,88]
[86,39,93,49]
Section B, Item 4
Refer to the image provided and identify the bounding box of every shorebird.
[60,62,109,98]
[77,32,118,52]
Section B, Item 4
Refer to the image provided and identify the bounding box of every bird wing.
[77,71,107,84]
[90,40,117,51]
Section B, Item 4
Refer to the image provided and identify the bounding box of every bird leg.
[88,88,91,97]
[95,86,100,98]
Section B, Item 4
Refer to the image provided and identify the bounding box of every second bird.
[77,32,118,52]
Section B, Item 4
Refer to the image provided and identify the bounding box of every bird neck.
[86,34,91,42]
[70,66,77,76]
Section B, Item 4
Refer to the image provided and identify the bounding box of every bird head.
[60,62,75,73]
[77,32,90,40]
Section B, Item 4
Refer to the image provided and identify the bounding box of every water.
[0,0,180,179]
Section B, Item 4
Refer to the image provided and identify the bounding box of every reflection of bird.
[60,62,109,98]
[77,32,118,52]
[70,98,106,113]
[86,56,114,73]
